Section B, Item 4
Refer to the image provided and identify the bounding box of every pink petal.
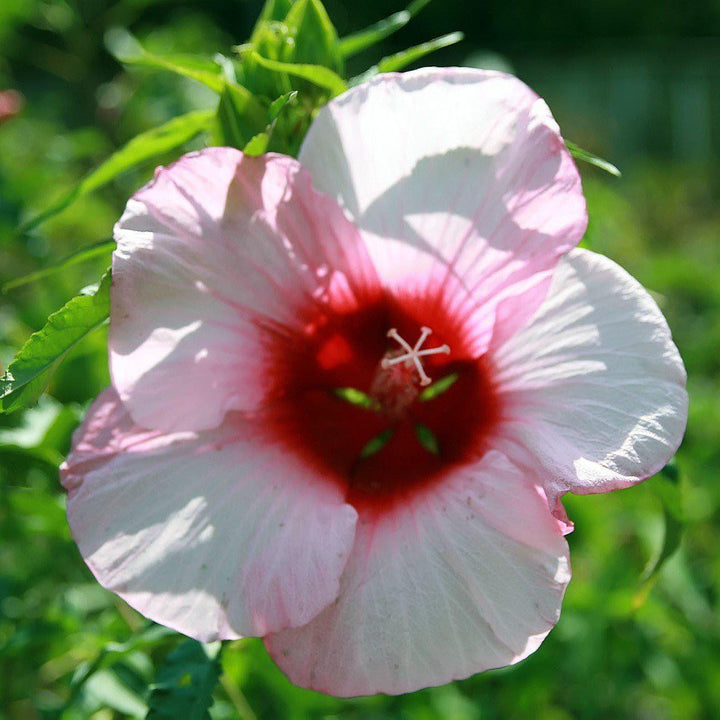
[299,68,587,356]
[60,389,358,641]
[265,451,570,697]
[111,147,377,433]
[493,249,688,513]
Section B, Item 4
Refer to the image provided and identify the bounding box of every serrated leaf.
[215,82,268,149]
[146,640,222,720]
[566,140,622,177]
[22,110,214,232]
[283,0,342,72]
[339,0,434,59]
[250,52,347,96]
[0,272,111,413]
[3,238,115,292]
[376,31,463,73]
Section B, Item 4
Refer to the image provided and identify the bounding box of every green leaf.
[649,499,683,578]
[0,397,66,449]
[146,640,222,720]
[415,423,440,455]
[104,625,178,658]
[250,52,347,97]
[239,15,294,98]
[0,272,111,413]
[242,91,298,155]
[8,486,69,536]
[242,0,342,99]
[634,461,684,607]
[340,11,410,59]
[242,3,295,98]
[253,0,294,29]
[61,624,177,715]
[0,398,80,469]
[107,28,227,93]
[22,110,215,232]
[0,396,80,467]
[405,0,434,13]
[0,443,62,471]
[376,31,463,73]
[566,140,622,177]
[218,89,296,155]
[129,53,227,93]
[339,0,434,59]
[216,82,268,149]
[268,90,298,121]
[86,667,148,718]
[243,132,270,156]
[658,459,681,484]
[283,0,342,72]
[2,239,115,292]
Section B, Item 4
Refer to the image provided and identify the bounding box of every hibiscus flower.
[61,68,687,697]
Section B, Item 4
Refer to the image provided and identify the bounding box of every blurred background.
[1,1,719,718]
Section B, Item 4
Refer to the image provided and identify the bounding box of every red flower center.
[269,286,500,515]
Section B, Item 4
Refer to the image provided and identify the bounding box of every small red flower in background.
[0,90,24,124]
[61,69,687,697]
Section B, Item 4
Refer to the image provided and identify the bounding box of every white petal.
[111,148,376,433]
[266,451,569,697]
[299,69,587,354]
[61,389,358,641]
[494,248,688,509]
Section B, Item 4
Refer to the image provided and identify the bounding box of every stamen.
[381,326,451,386]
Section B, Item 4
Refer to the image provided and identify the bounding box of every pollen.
[381,326,451,386]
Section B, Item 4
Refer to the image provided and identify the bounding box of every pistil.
[381,327,451,386]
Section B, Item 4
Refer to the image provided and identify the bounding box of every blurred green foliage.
[1,1,719,718]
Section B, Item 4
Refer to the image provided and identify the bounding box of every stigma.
[381,327,451,386]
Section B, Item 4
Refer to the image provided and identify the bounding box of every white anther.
[381,326,451,386]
